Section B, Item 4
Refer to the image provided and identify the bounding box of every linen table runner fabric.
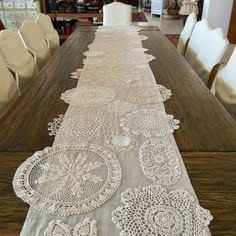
[13,26,212,236]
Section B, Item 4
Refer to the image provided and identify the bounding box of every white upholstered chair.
[213,48,236,104]
[0,30,37,91]
[36,13,60,55]
[19,20,50,71]
[192,28,229,85]
[0,55,19,118]
[177,12,197,55]
[185,20,212,66]
[103,2,132,26]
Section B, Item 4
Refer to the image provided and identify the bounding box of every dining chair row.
[0,13,60,118]
[178,12,236,106]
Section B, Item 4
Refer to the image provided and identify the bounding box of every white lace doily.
[120,110,180,138]
[112,185,213,236]
[139,138,181,185]
[83,51,105,57]
[79,65,148,86]
[120,85,172,104]
[61,86,115,107]
[105,134,137,152]
[48,114,64,136]
[13,144,122,216]
[54,113,114,144]
[44,218,97,236]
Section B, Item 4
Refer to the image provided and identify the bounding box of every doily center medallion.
[13,144,121,216]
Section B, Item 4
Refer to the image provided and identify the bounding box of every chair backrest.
[103,2,132,26]
[19,20,50,70]
[185,20,212,65]
[36,13,60,55]
[177,12,197,55]
[192,28,229,84]
[0,55,18,118]
[214,48,236,104]
[0,30,36,90]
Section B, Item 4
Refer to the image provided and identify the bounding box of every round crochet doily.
[61,86,115,107]
[13,144,122,216]
[54,113,114,144]
[120,110,180,138]
[44,218,97,236]
[120,85,172,104]
[139,138,181,185]
[112,185,213,236]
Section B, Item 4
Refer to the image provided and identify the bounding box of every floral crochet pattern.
[13,144,122,216]
[54,113,114,144]
[120,110,180,138]
[112,185,213,236]
[48,114,64,136]
[44,218,97,236]
[139,138,181,185]
[121,85,172,104]
[61,86,115,107]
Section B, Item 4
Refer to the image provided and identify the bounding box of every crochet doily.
[13,144,121,216]
[121,85,172,104]
[83,51,105,57]
[54,113,114,144]
[112,185,213,236]
[61,86,115,107]
[120,110,180,138]
[79,65,147,86]
[44,218,97,236]
[105,134,137,152]
[48,114,64,136]
[71,69,82,79]
[139,138,181,185]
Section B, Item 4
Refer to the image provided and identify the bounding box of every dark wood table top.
[0,26,235,236]
[0,26,235,153]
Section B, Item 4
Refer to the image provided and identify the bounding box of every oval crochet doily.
[120,85,172,104]
[120,110,180,138]
[13,145,122,216]
[44,218,97,236]
[112,185,213,236]
[54,113,114,145]
[139,138,181,185]
[61,86,115,107]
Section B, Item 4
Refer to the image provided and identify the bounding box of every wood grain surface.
[0,27,235,153]
[0,26,235,236]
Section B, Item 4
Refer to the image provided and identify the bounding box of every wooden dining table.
[0,26,235,236]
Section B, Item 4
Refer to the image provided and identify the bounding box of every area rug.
[166,34,180,47]
[132,12,148,22]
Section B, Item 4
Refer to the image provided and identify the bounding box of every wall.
[202,0,234,35]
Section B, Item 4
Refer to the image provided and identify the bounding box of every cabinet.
[0,0,40,32]
[151,0,168,17]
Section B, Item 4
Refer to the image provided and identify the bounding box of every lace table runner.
[13,26,212,236]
